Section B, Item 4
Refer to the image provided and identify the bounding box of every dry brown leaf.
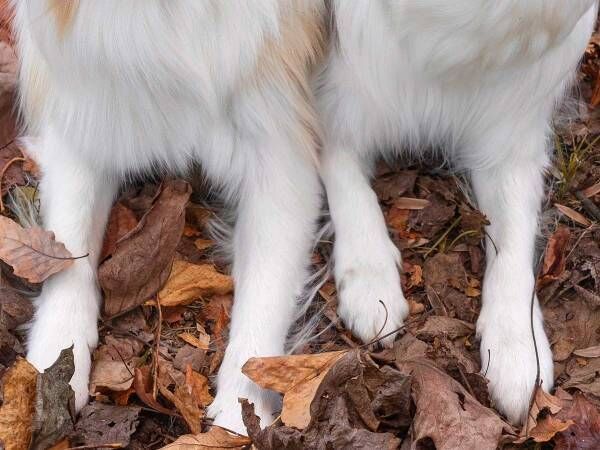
[582,181,600,198]
[159,383,203,435]
[100,180,191,318]
[242,351,347,429]
[574,345,600,358]
[158,259,233,307]
[160,426,251,450]
[554,393,600,449]
[0,357,38,450]
[179,331,210,350]
[517,388,571,443]
[397,359,512,450]
[392,197,430,210]
[539,227,571,286]
[555,203,592,227]
[100,202,138,260]
[132,367,176,416]
[0,216,74,283]
[89,359,136,393]
[185,365,213,407]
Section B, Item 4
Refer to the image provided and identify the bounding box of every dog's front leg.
[207,137,321,434]
[26,131,117,411]
[471,129,553,424]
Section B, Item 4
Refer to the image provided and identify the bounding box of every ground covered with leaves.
[0,8,598,450]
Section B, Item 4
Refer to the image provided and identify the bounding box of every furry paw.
[336,263,409,347]
[207,374,280,435]
[477,306,554,424]
[26,277,100,412]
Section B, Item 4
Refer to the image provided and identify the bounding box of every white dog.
[13,0,326,433]
[317,0,597,424]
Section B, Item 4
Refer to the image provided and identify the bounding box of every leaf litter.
[0,5,596,450]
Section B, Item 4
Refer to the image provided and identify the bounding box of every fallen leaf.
[90,359,136,393]
[159,382,203,434]
[242,351,405,449]
[397,359,512,450]
[518,388,573,443]
[30,347,76,450]
[71,403,141,448]
[160,426,251,450]
[100,202,138,260]
[554,393,600,449]
[555,203,592,227]
[100,180,191,318]
[185,365,213,408]
[392,197,430,210]
[174,345,206,372]
[0,216,74,283]
[243,351,346,429]
[0,357,38,450]
[416,316,475,341]
[582,181,600,198]
[179,331,210,350]
[539,227,571,286]
[158,259,233,307]
[133,367,176,416]
[574,345,600,358]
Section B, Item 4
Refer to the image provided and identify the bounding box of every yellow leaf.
[159,260,233,307]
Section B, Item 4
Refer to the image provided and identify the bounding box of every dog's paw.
[336,263,409,347]
[478,308,554,424]
[207,373,279,435]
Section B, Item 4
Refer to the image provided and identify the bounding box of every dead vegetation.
[0,6,597,450]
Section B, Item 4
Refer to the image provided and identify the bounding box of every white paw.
[26,275,100,412]
[477,304,553,424]
[207,370,280,435]
[336,262,409,347]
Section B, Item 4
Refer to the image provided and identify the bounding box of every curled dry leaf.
[158,259,233,307]
[397,359,512,450]
[0,357,38,450]
[100,202,138,260]
[30,347,76,450]
[241,351,405,450]
[160,426,251,450]
[518,388,573,444]
[0,215,74,283]
[242,351,346,429]
[100,180,191,318]
[539,227,571,287]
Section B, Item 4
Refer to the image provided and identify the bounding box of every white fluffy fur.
[14,0,325,434]
[318,0,597,424]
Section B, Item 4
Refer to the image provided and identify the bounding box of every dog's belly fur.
[19,1,322,180]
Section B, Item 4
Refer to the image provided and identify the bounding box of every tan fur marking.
[49,0,79,36]
[251,1,327,161]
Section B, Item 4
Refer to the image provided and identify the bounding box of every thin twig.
[526,252,545,438]
[151,294,163,400]
[361,308,435,349]
[4,237,89,260]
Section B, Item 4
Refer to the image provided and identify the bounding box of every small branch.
[152,293,163,400]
